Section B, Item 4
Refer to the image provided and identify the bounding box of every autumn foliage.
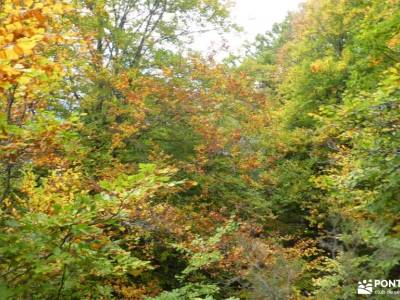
[0,0,399,299]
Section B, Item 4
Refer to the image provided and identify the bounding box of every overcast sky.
[191,0,304,57]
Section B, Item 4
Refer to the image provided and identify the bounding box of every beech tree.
[0,0,399,299]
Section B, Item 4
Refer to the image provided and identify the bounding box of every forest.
[0,0,399,299]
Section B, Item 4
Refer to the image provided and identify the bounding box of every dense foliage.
[242,0,400,298]
[0,0,399,299]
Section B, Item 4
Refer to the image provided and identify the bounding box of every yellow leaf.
[34,2,44,9]
[4,48,19,60]
[24,0,33,6]
[53,3,64,14]
[13,22,23,32]
[35,28,46,35]
[5,33,14,43]
[16,38,37,54]
[43,6,51,14]
[3,3,14,13]
[4,22,23,33]
[0,64,19,76]
[31,34,45,42]
[17,76,31,85]
[13,45,25,56]
[63,4,73,11]
[5,23,16,32]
